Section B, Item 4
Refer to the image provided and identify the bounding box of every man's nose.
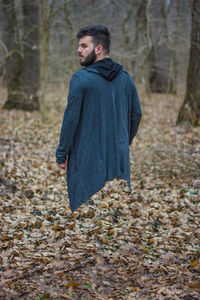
[77,47,81,54]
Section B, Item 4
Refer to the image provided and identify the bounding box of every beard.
[80,48,97,66]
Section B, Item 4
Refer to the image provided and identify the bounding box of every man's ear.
[95,44,103,55]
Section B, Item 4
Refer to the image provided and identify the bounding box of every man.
[56,25,142,212]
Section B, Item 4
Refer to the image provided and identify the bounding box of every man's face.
[77,36,97,66]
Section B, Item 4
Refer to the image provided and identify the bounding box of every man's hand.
[57,162,67,169]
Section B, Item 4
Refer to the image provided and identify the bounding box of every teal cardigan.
[56,59,142,212]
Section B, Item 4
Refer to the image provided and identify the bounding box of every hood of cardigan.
[84,58,123,81]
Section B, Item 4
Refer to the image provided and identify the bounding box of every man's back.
[71,62,136,169]
[56,58,142,211]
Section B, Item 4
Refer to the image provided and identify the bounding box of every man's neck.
[95,55,109,62]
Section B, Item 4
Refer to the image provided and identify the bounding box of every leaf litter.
[0,85,200,299]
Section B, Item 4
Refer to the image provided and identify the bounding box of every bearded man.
[56,25,142,212]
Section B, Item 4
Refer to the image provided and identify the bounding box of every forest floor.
[0,84,200,300]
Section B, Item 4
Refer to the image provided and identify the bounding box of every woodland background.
[0,0,200,299]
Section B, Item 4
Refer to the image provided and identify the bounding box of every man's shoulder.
[120,69,132,79]
[69,69,86,88]
[71,69,85,79]
[71,69,90,84]
[70,67,135,88]
[118,70,137,91]
[118,69,135,83]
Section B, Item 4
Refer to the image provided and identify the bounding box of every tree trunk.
[167,0,179,94]
[3,0,40,111]
[147,0,169,93]
[2,0,23,108]
[39,0,51,121]
[133,0,147,77]
[64,0,76,72]
[20,0,40,111]
[177,0,200,126]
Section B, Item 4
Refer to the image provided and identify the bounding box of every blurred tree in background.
[2,0,40,111]
[0,0,199,126]
[177,0,200,126]
[1,0,23,108]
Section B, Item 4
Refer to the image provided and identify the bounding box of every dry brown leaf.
[66,282,80,288]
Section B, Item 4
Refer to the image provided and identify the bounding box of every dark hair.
[77,25,110,55]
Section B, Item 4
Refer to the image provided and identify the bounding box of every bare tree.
[20,0,40,110]
[39,0,56,121]
[3,0,40,111]
[167,0,179,94]
[177,0,200,126]
[147,0,170,93]
[133,0,148,76]
[2,0,23,108]
[63,0,76,72]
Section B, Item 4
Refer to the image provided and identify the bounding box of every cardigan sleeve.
[129,80,142,145]
[56,73,84,164]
